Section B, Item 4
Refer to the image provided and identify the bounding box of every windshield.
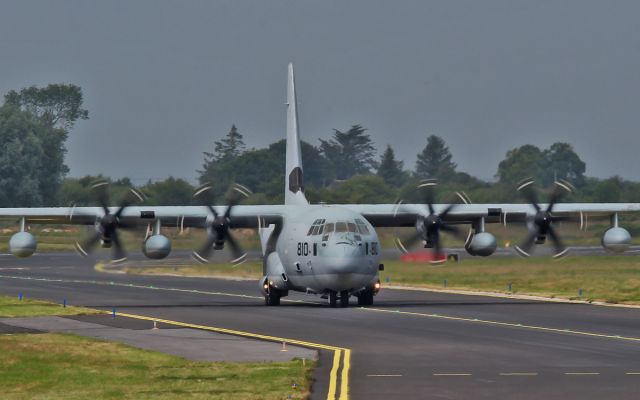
[322,220,364,241]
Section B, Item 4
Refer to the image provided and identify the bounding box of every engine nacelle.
[9,232,37,258]
[602,227,631,253]
[142,234,172,259]
[466,232,497,257]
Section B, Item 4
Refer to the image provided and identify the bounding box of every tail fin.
[285,63,309,205]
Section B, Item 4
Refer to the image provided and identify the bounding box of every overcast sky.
[1,0,639,183]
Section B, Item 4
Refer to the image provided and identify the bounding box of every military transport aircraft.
[1,64,638,307]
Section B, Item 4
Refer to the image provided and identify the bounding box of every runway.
[2,253,640,399]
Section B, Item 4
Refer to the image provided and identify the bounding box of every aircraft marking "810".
[297,242,310,256]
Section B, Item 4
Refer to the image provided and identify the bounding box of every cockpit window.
[312,224,324,235]
[322,222,334,241]
[308,219,326,236]
[355,218,370,235]
[322,220,367,241]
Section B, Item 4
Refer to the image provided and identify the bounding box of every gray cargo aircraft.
[1,64,638,307]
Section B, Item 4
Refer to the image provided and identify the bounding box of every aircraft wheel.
[340,291,349,308]
[265,291,281,306]
[357,289,374,306]
[328,291,337,308]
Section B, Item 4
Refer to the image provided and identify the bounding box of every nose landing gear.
[265,290,281,306]
[340,291,349,308]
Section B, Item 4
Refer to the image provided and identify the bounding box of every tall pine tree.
[377,145,407,186]
[415,135,457,180]
[203,124,246,164]
[319,125,377,180]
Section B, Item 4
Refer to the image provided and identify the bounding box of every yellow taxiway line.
[107,310,351,400]
[328,349,341,399]
[340,349,351,400]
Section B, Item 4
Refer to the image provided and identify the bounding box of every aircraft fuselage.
[261,205,381,301]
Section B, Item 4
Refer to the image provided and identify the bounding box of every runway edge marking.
[361,307,640,343]
[107,311,351,400]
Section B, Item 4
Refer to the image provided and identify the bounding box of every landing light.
[374,282,381,290]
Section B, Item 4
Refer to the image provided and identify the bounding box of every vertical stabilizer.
[285,63,308,205]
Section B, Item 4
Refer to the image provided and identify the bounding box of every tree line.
[195,124,640,204]
[1,83,639,207]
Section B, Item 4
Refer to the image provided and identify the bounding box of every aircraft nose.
[334,241,361,256]
[328,255,361,273]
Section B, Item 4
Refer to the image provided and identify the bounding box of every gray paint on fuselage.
[267,204,380,294]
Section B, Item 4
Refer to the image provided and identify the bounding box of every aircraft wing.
[2,203,639,228]
[341,203,640,227]
[0,205,286,229]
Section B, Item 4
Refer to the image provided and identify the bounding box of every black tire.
[265,291,281,306]
[340,290,349,308]
[357,289,374,306]
[328,291,338,308]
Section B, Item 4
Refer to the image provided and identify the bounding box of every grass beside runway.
[119,260,264,280]
[0,333,312,400]
[120,256,640,305]
[380,256,640,304]
[0,295,313,399]
[0,295,95,317]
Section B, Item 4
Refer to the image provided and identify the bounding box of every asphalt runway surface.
[2,252,640,399]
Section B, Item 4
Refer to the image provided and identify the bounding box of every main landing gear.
[327,291,350,308]
[357,287,374,306]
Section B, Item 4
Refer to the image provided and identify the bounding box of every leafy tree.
[58,175,135,206]
[496,144,546,187]
[143,177,194,206]
[199,138,332,203]
[57,178,90,206]
[415,135,457,180]
[307,175,396,204]
[581,176,623,203]
[543,142,586,186]
[1,84,88,205]
[4,84,88,130]
[0,105,46,206]
[264,140,333,188]
[377,145,407,187]
[319,125,377,180]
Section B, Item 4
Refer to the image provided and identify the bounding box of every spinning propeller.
[514,179,579,259]
[73,180,145,263]
[192,183,251,265]
[395,180,468,263]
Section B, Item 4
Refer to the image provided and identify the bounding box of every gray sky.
[1,0,639,183]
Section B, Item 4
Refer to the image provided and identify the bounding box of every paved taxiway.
[1,252,640,399]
